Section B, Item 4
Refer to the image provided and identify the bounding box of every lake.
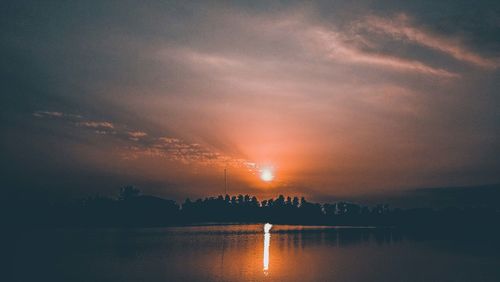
[11,224,500,281]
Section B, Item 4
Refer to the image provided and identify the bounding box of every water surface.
[12,224,500,281]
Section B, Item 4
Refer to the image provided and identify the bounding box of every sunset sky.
[2,1,500,202]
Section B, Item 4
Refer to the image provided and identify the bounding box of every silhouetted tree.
[261,199,268,207]
[119,185,140,201]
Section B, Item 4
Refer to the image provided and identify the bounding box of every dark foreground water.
[11,224,500,281]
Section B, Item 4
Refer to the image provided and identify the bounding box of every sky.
[2,1,500,203]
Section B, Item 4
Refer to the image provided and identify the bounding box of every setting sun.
[260,168,274,182]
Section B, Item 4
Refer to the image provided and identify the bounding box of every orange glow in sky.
[14,2,500,201]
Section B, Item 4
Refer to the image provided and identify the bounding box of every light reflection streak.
[263,223,272,275]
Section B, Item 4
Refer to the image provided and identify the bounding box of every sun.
[260,168,274,182]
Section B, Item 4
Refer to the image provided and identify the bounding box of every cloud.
[304,26,459,77]
[33,111,82,119]
[77,121,115,129]
[33,110,258,171]
[33,110,116,134]
[127,131,148,141]
[33,111,63,118]
[132,136,257,170]
[360,14,499,69]
[133,137,223,164]
[164,11,460,78]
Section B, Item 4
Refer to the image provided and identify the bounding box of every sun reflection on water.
[263,223,272,275]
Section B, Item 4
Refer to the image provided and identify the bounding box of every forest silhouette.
[8,185,500,233]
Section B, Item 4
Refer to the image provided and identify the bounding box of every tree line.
[9,186,500,230]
